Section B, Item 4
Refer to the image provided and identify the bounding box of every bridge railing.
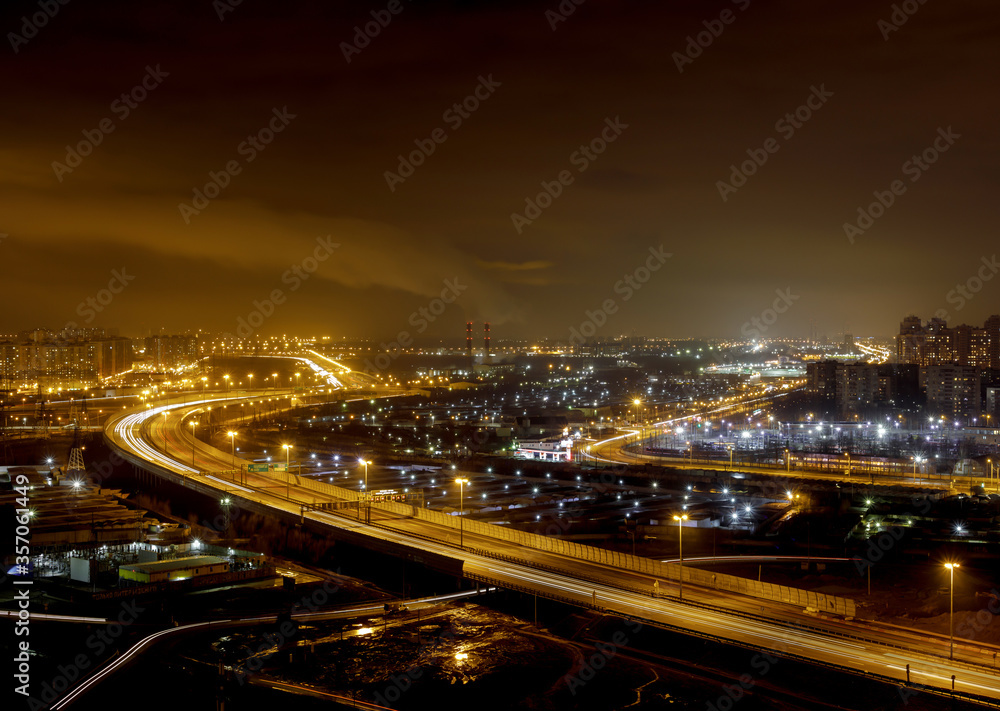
[364,497,856,616]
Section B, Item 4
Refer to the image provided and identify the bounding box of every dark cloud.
[0,0,997,340]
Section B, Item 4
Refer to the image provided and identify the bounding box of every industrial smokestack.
[484,322,490,354]
[466,321,473,355]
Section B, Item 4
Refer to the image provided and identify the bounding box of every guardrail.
[368,497,856,616]
[463,570,1000,708]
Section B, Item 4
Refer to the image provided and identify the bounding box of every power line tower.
[68,397,79,428]
[34,398,50,438]
[66,425,86,477]
[80,394,92,440]
[68,395,92,440]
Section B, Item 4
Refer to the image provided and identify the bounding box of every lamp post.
[247,373,254,390]
[189,420,198,469]
[223,374,230,394]
[455,477,469,547]
[946,562,960,660]
[282,444,292,499]
[227,431,237,481]
[673,514,688,599]
[362,459,371,523]
[271,373,278,391]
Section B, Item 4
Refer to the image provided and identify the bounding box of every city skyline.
[2,1,998,339]
[8,4,1000,708]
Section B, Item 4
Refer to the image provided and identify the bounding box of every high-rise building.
[0,331,133,388]
[806,360,838,400]
[145,335,198,369]
[897,315,1000,368]
[807,360,919,415]
[923,365,981,418]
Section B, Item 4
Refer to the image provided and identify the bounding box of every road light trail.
[102,392,1000,703]
[51,589,489,709]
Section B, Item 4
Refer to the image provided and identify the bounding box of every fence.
[365,498,857,616]
[222,469,856,616]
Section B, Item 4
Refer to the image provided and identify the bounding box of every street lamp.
[223,374,230,394]
[282,444,292,499]
[455,477,469,547]
[188,420,199,469]
[227,431,237,480]
[673,514,688,599]
[946,562,960,660]
[271,373,278,390]
[161,411,168,453]
[361,459,371,523]
[247,373,254,390]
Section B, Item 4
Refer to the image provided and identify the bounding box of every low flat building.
[118,555,229,584]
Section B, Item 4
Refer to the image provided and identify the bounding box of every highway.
[98,388,1000,704]
[582,425,971,492]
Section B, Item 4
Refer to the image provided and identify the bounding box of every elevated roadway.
[96,390,1000,704]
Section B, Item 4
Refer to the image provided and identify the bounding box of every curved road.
[96,390,1000,704]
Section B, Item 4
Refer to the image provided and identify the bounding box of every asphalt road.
[103,392,1000,703]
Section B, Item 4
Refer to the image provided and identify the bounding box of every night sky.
[2,0,997,341]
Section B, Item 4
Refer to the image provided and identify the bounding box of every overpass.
[94,385,1000,705]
